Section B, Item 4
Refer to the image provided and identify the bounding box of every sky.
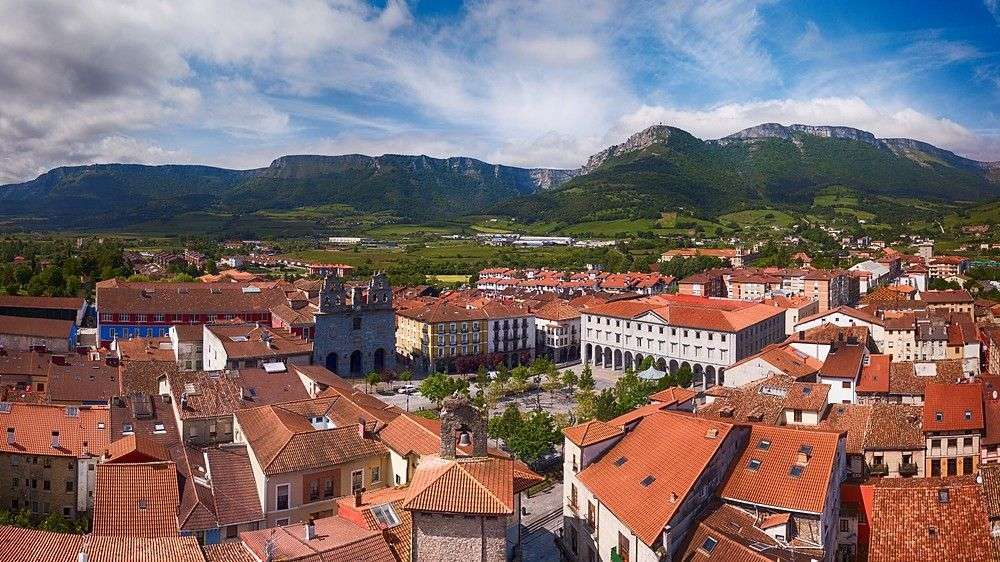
[3,0,1000,183]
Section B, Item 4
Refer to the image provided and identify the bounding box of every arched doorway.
[585,344,593,364]
[693,364,704,390]
[706,365,716,388]
[656,357,667,372]
[594,345,603,366]
[374,348,386,372]
[635,353,644,369]
[669,359,678,374]
[718,368,725,386]
[350,350,362,375]
[613,349,623,370]
[604,347,612,367]
[624,351,634,371]
[325,352,338,372]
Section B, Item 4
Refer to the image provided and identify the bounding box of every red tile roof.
[857,354,891,393]
[649,386,698,406]
[923,382,984,432]
[240,515,395,562]
[919,289,974,304]
[720,424,842,515]
[818,344,864,379]
[561,419,624,447]
[93,461,181,538]
[0,526,206,562]
[96,280,286,315]
[0,402,110,458]
[0,295,85,311]
[577,411,735,546]
[533,300,581,321]
[403,456,515,516]
[202,543,258,562]
[0,315,74,339]
[869,477,997,562]
[105,434,172,464]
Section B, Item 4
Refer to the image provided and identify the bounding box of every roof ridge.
[456,459,511,512]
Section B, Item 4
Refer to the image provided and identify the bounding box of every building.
[401,396,543,562]
[0,315,77,353]
[482,301,535,368]
[0,295,87,325]
[794,306,886,351]
[923,382,984,477]
[95,280,286,346]
[233,397,392,527]
[581,295,787,390]
[202,323,312,371]
[169,324,204,371]
[533,300,581,363]
[312,274,396,377]
[0,526,207,562]
[396,301,488,374]
[927,255,970,279]
[660,247,747,267]
[0,402,110,519]
[917,289,975,318]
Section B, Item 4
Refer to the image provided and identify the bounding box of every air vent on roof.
[640,475,655,487]
[705,428,718,439]
[799,444,813,457]
[802,387,812,396]
[613,456,627,467]
[123,423,134,435]
[230,336,249,342]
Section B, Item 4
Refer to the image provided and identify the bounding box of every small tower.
[368,272,392,309]
[439,394,487,459]
[319,274,346,313]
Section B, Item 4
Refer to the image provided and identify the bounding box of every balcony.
[899,462,918,477]
[869,463,889,477]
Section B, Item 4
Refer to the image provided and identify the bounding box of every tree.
[419,372,469,406]
[575,389,597,422]
[379,370,396,387]
[638,355,654,370]
[592,389,620,422]
[397,369,413,386]
[488,404,523,444]
[365,371,380,394]
[38,513,71,533]
[613,370,650,413]
[562,369,578,392]
[494,363,511,385]
[505,410,561,463]
[672,365,694,389]
[578,364,596,391]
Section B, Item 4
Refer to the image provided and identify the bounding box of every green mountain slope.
[496,124,998,224]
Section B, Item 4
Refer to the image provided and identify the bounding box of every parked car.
[397,384,417,395]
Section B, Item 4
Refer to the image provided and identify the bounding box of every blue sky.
[3,0,1000,183]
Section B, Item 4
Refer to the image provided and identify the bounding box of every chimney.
[357,420,366,439]
[51,430,60,449]
[6,427,14,445]
[304,520,316,541]
[354,488,364,507]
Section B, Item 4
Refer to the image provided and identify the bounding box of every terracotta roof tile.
[202,543,258,562]
[0,315,74,339]
[403,456,515,516]
[93,461,181,538]
[240,515,395,562]
[869,477,997,562]
[818,344,864,379]
[862,403,924,451]
[96,281,286,316]
[923,382,984,432]
[720,424,842,515]
[0,295,85,311]
[105,433,172,463]
[677,502,818,562]
[649,386,698,406]
[336,487,411,562]
[205,445,265,526]
[857,354,891,393]
[817,404,872,455]
[0,402,110,458]
[0,526,206,562]
[562,419,625,447]
[577,411,735,546]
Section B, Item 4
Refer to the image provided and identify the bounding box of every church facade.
[312,273,396,377]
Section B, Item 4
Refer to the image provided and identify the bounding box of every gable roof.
[240,515,395,562]
[720,424,842,515]
[562,419,625,447]
[93,461,181,538]
[403,456,515,516]
[923,383,984,432]
[0,526,206,562]
[577,411,734,546]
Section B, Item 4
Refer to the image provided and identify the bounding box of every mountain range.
[1,123,997,231]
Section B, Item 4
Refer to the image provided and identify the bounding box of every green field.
[427,274,472,283]
[562,219,657,236]
[719,209,796,227]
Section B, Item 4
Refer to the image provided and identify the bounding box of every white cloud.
[986,0,1000,24]
[615,97,990,159]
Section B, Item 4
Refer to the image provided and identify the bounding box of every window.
[371,503,401,528]
[226,525,238,539]
[276,484,290,511]
[65,481,74,493]
[569,484,578,508]
[947,458,957,476]
[370,466,381,483]
[938,488,950,503]
[842,381,851,389]
[789,466,804,478]
[587,501,596,530]
[613,456,627,467]
[640,475,655,487]
[700,537,718,554]
[840,519,849,532]
[747,459,762,471]
[964,456,974,474]
[935,411,943,422]
[965,410,972,421]
[324,478,334,498]
[309,480,320,502]
[793,409,802,423]
[351,470,364,493]
[931,459,941,477]
[757,439,771,450]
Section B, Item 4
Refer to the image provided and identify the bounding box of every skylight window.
[153,422,166,434]
[123,423,134,435]
[965,410,972,421]
[701,537,718,553]
[371,503,401,528]
[802,387,812,395]
[757,439,771,451]
[935,411,943,422]
[613,456,627,467]
[789,465,804,478]
[0,402,11,413]
[747,459,762,471]
[641,475,655,487]
[799,444,813,457]
[938,488,949,503]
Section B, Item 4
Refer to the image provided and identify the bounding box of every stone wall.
[412,512,507,562]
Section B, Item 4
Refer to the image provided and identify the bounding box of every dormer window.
[965,410,972,421]
[757,439,771,451]
[935,411,943,422]
[613,456,627,467]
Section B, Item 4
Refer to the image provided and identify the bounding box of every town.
[0,230,999,561]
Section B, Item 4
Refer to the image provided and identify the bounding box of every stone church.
[312,272,396,377]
